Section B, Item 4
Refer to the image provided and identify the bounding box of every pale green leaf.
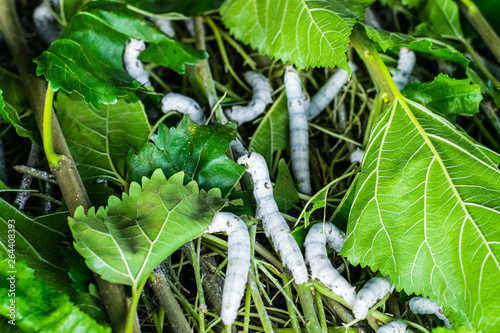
[343,96,500,331]
[249,92,289,169]
[0,259,110,333]
[401,74,482,118]
[55,92,151,186]
[221,0,375,70]
[420,0,464,41]
[69,170,227,287]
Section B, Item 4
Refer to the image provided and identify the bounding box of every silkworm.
[237,152,309,284]
[307,62,357,121]
[225,71,273,125]
[378,320,409,333]
[123,38,152,87]
[150,17,176,37]
[409,297,453,329]
[352,275,395,319]
[161,93,206,125]
[304,222,356,306]
[284,66,311,195]
[349,148,365,164]
[392,47,416,90]
[205,212,250,325]
[33,3,61,45]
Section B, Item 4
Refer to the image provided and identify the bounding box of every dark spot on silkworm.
[194,105,200,110]
[250,101,256,106]
[136,61,140,68]
[264,182,270,189]
[227,221,233,227]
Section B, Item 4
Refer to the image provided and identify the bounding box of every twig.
[13,143,42,210]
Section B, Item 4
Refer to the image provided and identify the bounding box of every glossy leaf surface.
[35,2,205,109]
[274,159,300,213]
[70,170,226,287]
[128,115,245,197]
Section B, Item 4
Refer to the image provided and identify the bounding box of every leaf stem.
[43,84,62,168]
[463,39,500,87]
[294,283,322,333]
[189,240,206,333]
[126,276,149,333]
[282,274,301,333]
[456,0,500,64]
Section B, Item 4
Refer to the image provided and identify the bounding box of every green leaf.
[139,41,208,74]
[363,25,470,68]
[125,0,224,15]
[55,92,151,186]
[343,95,500,331]
[0,259,110,333]
[249,92,289,169]
[274,159,299,213]
[419,0,464,41]
[0,69,40,144]
[0,202,73,293]
[127,115,245,197]
[401,74,482,119]
[69,169,227,287]
[220,0,375,70]
[35,2,205,109]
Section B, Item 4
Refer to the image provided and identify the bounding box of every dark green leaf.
[139,41,208,74]
[401,74,482,118]
[221,0,374,70]
[249,92,289,169]
[363,25,470,68]
[0,102,40,144]
[55,92,151,186]
[127,115,245,197]
[35,2,205,109]
[0,203,72,294]
[274,159,299,213]
[125,0,223,15]
[419,0,464,41]
[0,259,110,333]
[70,170,227,287]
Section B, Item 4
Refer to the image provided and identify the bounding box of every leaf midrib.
[396,95,500,275]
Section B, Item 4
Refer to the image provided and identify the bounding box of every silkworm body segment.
[392,47,416,90]
[285,66,311,195]
[123,38,152,87]
[409,297,453,329]
[161,93,206,125]
[225,71,273,125]
[304,222,356,306]
[205,212,250,325]
[352,275,395,319]
[307,62,357,121]
[378,320,409,333]
[237,152,309,284]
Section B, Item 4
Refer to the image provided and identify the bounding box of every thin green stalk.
[189,240,206,333]
[362,94,384,148]
[243,284,252,333]
[463,39,500,87]
[481,100,500,135]
[43,84,61,168]
[218,29,257,70]
[295,283,322,333]
[313,288,328,332]
[282,275,301,333]
[126,276,149,333]
[457,0,500,64]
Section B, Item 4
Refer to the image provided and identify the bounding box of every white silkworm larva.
[33,3,61,45]
[237,152,309,284]
[284,66,312,195]
[378,321,409,333]
[364,8,382,29]
[392,47,416,90]
[150,17,176,37]
[225,71,273,125]
[185,18,195,37]
[349,148,365,164]
[352,275,395,319]
[123,38,152,87]
[161,93,206,125]
[205,212,250,325]
[304,223,356,306]
[307,62,357,121]
[409,297,453,329]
